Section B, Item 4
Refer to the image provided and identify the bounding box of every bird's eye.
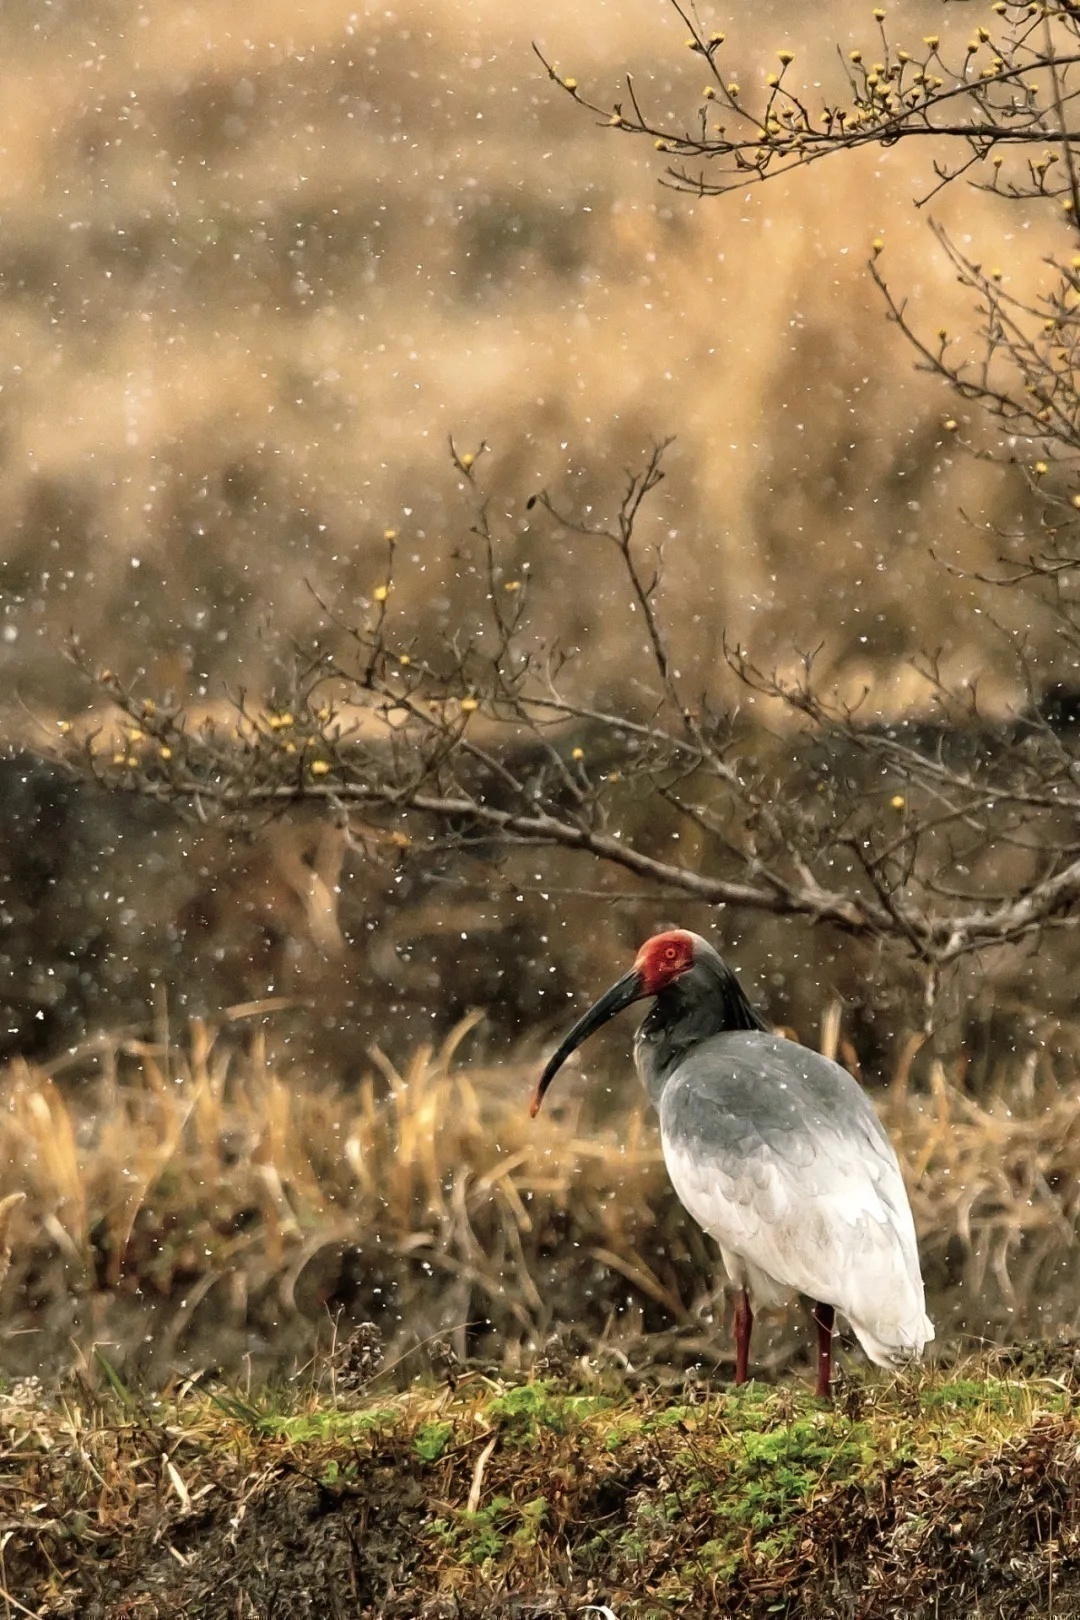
[665,946,677,960]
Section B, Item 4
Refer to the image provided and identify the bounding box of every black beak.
[530,969,646,1117]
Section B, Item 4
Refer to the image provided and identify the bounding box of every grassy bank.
[5,1359,1079,1617]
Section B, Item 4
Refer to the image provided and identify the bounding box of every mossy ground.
[7,1356,1080,1618]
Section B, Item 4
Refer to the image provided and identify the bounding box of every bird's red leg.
[813,1302,835,1399]
[733,1287,753,1385]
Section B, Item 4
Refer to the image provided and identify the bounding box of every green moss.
[689,1410,873,1572]
[920,1376,1025,1414]
[699,1536,741,1579]
[484,1379,611,1440]
[257,1405,400,1443]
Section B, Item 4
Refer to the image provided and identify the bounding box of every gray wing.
[658,1031,932,1364]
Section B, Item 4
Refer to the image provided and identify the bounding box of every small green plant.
[512,1495,549,1547]
[414,1419,453,1462]
[456,1494,514,1565]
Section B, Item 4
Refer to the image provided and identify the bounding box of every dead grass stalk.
[2,1010,1080,1383]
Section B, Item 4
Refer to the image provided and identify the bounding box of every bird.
[530,928,933,1397]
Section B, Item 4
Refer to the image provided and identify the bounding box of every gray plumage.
[533,926,933,1385]
[644,1027,932,1367]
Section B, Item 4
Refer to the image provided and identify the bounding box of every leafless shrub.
[49,427,1080,1039]
[543,1,1080,559]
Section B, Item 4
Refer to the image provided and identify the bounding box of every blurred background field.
[2,0,1080,1385]
[0,0,1051,710]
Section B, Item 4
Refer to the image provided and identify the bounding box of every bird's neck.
[633,975,765,1106]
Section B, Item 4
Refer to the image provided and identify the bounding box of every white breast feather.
[662,1128,933,1368]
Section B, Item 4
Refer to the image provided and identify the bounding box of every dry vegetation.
[5,1008,1080,1395]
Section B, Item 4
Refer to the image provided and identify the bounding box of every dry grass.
[0,0,1062,722]
[5,1007,1080,1390]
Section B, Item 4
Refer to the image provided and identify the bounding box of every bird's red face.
[529,929,699,1117]
[633,930,697,995]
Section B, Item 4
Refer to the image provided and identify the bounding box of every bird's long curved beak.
[529,968,646,1117]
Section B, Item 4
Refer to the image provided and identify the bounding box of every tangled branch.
[58,443,1080,988]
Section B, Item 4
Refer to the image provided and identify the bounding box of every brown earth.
[6,1365,1080,1618]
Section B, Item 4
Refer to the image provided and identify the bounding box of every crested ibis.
[530,930,933,1396]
